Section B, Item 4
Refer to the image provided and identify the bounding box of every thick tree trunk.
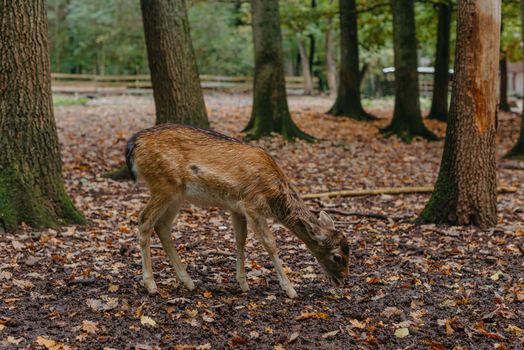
[0,0,84,231]
[505,0,524,159]
[324,16,337,96]
[420,0,500,228]
[381,0,436,142]
[140,0,208,127]
[427,2,451,122]
[499,54,511,112]
[243,0,314,141]
[298,37,314,95]
[328,0,375,120]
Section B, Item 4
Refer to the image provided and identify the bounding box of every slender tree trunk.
[420,0,500,227]
[428,2,452,122]
[243,0,314,142]
[499,53,511,111]
[504,0,524,159]
[324,16,337,96]
[328,0,375,120]
[298,37,314,95]
[140,0,208,127]
[382,0,435,142]
[308,0,316,75]
[0,0,84,231]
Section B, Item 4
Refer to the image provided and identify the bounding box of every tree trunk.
[140,0,208,127]
[381,0,436,142]
[243,0,314,142]
[0,0,84,231]
[324,16,337,96]
[328,0,375,120]
[427,2,452,122]
[504,0,524,159]
[298,37,314,95]
[308,0,316,75]
[420,0,500,228]
[499,53,511,111]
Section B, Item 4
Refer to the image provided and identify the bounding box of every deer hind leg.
[247,214,297,298]
[155,200,195,291]
[138,194,171,294]
[231,212,249,292]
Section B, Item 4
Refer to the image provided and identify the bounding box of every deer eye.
[332,255,343,264]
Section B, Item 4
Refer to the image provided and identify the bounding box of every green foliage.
[188,2,254,75]
[48,0,148,74]
[502,0,522,61]
[53,94,89,106]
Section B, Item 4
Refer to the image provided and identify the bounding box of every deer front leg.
[247,215,297,299]
[155,201,195,291]
[138,197,170,294]
[231,212,249,292]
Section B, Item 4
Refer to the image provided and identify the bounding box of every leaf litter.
[0,93,523,349]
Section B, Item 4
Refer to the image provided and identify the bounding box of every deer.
[125,124,349,298]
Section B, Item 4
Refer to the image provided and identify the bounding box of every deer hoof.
[144,280,158,294]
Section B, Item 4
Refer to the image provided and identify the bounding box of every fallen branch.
[312,208,388,220]
[303,186,517,200]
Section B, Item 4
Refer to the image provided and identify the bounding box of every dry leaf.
[295,312,329,321]
[108,284,119,292]
[81,320,98,334]
[288,331,300,343]
[490,271,504,281]
[36,336,57,348]
[349,319,366,329]
[322,329,339,338]
[140,315,157,328]
[394,328,410,338]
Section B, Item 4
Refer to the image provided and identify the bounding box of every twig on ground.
[312,208,388,220]
[303,185,517,199]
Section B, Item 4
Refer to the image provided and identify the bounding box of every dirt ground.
[1,93,523,350]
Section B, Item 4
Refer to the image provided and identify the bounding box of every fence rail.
[51,73,319,95]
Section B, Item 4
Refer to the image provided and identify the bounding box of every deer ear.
[319,211,335,229]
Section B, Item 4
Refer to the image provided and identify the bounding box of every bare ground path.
[1,93,523,349]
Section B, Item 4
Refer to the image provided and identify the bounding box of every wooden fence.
[51,73,319,95]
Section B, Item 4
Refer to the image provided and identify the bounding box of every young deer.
[126,124,349,298]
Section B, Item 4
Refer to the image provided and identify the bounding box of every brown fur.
[128,124,349,298]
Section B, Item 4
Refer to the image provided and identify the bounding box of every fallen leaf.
[322,329,339,339]
[81,320,98,334]
[295,312,329,321]
[505,324,522,335]
[13,279,34,290]
[349,319,366,329]
[36,336,57,348]
[381,307,401,318]
[108,284,119,292]
[287,331,299,343]
[394,327,410,338]
[140,315,157,328]
[472,322,506,340]
[490,270,503,281]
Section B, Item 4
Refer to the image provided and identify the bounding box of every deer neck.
[272,189,326,254]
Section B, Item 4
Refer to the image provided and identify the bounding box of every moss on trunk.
[0,0,84,231]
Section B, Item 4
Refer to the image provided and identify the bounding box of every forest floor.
[1,93,523,350]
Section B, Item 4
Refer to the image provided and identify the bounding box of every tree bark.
[427,2,452,122]
[420,0,500,228]
[504,0,524,159]
[0,0,84,231]
[324,16,337,96]
[298,37,314,95]
[381,0,436,142]
[499,53,511,112]
[140,0,208,127]
[328,0,375,120]
[243,0,314,141]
